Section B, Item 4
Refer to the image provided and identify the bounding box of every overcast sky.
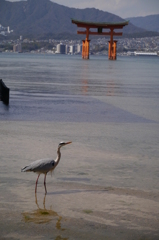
[7,0,159,18]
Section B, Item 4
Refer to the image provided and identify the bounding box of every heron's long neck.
[55,147,61,166]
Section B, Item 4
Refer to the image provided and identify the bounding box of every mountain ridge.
[0,0,158,39]
[128,14,159,32]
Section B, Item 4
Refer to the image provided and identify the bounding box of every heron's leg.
[44,173,47,195]
[35,174,40,193]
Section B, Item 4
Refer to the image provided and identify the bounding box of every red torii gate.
[72,19,128,60]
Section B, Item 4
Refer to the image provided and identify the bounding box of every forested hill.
[128,14,159,33]
[0,0,158,39]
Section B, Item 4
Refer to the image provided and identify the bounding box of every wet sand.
[1,182,159,240]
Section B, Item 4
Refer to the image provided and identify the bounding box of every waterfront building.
[77,44,82,53]
[69,45,75,54]
[56,43,65,54]
[65,45,70,54]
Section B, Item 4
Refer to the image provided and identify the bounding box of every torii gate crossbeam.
[72,19,129,60]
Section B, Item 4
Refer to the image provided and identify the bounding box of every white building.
[76,44,82,53]
[7,26,10,33]
[0,24,13,36]
[69,45,75,54]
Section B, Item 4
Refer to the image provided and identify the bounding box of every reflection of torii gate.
[72,19,128,60]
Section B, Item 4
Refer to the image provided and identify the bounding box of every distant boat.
[134,51,158,56]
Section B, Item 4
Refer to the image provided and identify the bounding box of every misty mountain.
[0,0,158,39]
[128,14,159,32]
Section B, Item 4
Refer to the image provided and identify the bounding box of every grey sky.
[7,0,159,18]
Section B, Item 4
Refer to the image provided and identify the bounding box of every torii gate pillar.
[82,27,90,59]
[108,40,117,60]
[82,39,90,59]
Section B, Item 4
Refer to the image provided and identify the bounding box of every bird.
[21,141,72,194]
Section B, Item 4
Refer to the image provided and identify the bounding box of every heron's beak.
[65,141,72,145]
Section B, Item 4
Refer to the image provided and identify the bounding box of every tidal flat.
[0,121,159,240]
[0,54,159,239]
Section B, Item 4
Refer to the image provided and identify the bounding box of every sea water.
[0,53,159,238]
[0,53,159,190]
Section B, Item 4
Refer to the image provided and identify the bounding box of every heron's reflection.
[22,194,67,236]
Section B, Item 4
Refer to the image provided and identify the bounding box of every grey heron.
[21,141,72,194]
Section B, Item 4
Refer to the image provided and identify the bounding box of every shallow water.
[0,53,159,239]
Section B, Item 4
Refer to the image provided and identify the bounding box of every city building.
[76,44,82,53]
[13,43,22,53]
[56,43,65,54]
[65,45,70,54]
[69,45,75,54]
